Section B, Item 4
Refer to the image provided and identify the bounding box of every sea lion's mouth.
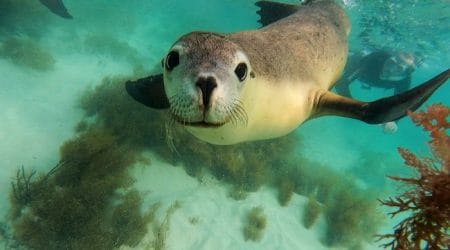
[169,101,248,129]
[183,121,225,128]
[171,114,226,128]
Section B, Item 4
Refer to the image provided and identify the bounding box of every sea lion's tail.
[39,0,72,19]
[311,68,450,123]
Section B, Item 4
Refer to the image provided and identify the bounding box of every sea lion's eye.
[165,51,179,71]
[234,62,248,82]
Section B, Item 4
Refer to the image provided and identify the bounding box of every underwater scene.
[0,0,449,249]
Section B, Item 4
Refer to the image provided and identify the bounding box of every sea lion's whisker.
[164,116,179,154]
[232,108,243,127]
[232,101,248,127]
[226,106,238,127]
[231,108,239,126]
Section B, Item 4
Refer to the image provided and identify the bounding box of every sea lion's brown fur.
[229,1,349,85]
[167,1,350,144]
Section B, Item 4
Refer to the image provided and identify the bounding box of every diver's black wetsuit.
[335,51,412,98]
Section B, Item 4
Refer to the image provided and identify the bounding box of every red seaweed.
[379,104,450,250]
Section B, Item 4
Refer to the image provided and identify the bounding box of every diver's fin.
[312,68,450,123]
[255,1,299,27]
[39,0,73,19]
[125,74,170,109]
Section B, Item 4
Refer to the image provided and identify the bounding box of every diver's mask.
[380,53,416,81]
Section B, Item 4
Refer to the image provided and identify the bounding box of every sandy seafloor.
[0,0,449,249]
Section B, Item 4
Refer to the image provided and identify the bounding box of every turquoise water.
[0,0,449,249]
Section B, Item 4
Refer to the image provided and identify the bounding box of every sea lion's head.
[162,32,253,128]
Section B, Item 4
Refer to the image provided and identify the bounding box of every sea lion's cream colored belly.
[186,79,315,145]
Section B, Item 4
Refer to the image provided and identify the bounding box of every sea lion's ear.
[311,69,450,123]
[125,74,170,109]
[255,1,299,27]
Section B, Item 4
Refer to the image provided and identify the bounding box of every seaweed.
[274,159,311,197]
[9,166,36,218]
[0,37,55,71]
[323,187,383,248]
[79,76,172,151]
[242,206,267,242]
[110,190,156,247]
[277,176,295,206]
[310,165,343,204]
[228,185,248,200]
[8,127,154,249]
[302,196,321,229]
[0,221,12,249]
[378,104,450,250]
[276,158,384,248]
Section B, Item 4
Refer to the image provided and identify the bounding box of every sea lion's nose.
[196,76,217,109]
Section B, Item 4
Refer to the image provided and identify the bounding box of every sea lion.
[126,0,449,145]
[39,0,72,19]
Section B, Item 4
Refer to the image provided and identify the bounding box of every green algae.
[0,37,55,72]
[9,126,155,249]
[242,206,267,242]
[271,157,385,247]
[302,196,321,229]
[79,76,170,151]
[323,187,383,248]
[277,176,295,206]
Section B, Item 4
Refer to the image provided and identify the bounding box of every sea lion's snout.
[160,32,250,130]
[196,76,218,110]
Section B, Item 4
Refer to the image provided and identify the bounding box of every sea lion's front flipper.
[255,1,299,27]
[39,0,73,19]
[312,68,450,123]
[125,74,170,109]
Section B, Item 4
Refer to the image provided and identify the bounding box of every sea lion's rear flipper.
[39,0,72,19]
[125,74,170,109]
[312,69,450,123]
[255,1,299,26]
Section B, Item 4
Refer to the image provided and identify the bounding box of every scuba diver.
[335,50,419,133]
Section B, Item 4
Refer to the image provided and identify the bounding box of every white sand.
[129,153,329,250]
[125,153,381,250]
